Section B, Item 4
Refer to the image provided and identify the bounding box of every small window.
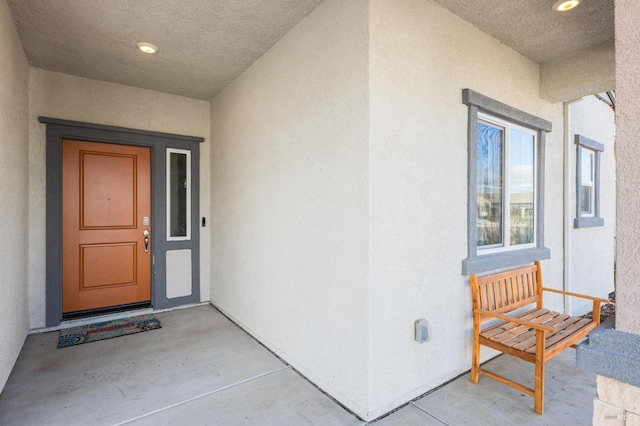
[580,149,594,216]
[462,89,551,275]
[167,148,191,240]
[575,135,604,228]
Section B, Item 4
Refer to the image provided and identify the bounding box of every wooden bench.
[469,261,610,414]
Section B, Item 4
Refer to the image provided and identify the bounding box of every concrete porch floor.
[0,305,596,425]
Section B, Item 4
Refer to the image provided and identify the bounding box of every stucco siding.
[567,96,615,315]
[615,0,640,334]
[209,0,370,417]
[367,0,564,416]
[586,3,640,422]
[27,69,211,328]
[540,43,615,103]
[0,0,30,392]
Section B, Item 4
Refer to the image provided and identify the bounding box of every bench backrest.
[470,261,543,323]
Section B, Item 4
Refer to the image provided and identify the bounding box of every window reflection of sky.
[509,129,534,195]
[581,149,594,182]
[477,122,503,195]
[477,121,503,246]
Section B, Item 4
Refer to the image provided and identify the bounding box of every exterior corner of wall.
[199,103,212,304]
[0,0,31,391]
[207,0,371,417]
[614,0,640,331]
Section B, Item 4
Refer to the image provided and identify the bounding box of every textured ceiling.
[432,0,614,64]
[7,0,324,100]
[7,0,614,100]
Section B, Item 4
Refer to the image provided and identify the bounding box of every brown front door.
[62,140,151,313]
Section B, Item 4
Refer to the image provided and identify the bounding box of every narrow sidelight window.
[167,148,191,240]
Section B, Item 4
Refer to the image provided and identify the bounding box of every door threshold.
[63,302,152,321]
[30,301,210,334]
[55,305,154,332]
[31,306,153,334]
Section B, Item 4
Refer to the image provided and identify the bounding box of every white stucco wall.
[367,0,564,416]
[209,0,370,417]
[566,96,615,315]
[0,0,30,392]
[28,69,211,328]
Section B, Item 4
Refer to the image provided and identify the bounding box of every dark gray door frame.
[40,117,204,327]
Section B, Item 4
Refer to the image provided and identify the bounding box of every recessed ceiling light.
[136,42,158,54]
[552,0,580,12]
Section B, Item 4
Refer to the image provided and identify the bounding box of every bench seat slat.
[487,311,561,346]
[481,308,548,338]
[491,311,559,350]
[506,313,570,351]
[526,317,594,354]
[480,312,595,354]
[491,314,556,344]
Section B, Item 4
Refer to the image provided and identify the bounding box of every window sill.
[462,247,550,275]
[574,217,604,228]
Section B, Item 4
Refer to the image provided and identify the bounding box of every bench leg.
[470,316,480,384]
[534,330,545,414]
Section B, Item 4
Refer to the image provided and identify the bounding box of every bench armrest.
[473,309,556,334]
[542,287,611,305]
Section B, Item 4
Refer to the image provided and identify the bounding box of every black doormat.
[58,314,161,348]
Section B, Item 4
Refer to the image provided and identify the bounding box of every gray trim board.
[574,134,604,228]
[461,89,551,275]
[462,89,552,132]
[466,105,479,260]
[574,216,604,228]
[577,320,640,389]
[537,131,546,248]
[42,117,204,326]
[575,134,604,152]
[462,248,550,276]
[39,117,204,143]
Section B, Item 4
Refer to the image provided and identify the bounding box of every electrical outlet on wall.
[415,319,430,343]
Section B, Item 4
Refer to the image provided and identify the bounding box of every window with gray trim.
[461,89,551,275]
[574,134,604,228]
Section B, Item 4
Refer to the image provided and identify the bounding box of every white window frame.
[477,113,537,255]
[166,148,191,241]
[580,148,595,217]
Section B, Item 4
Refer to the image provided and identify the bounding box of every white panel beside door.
[166,249,192,299]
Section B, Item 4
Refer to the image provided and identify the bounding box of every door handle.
[143,230,150,253]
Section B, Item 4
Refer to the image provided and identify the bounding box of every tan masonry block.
[593,398,625,426]
[598,376,640,413]
[626,410,640,425]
